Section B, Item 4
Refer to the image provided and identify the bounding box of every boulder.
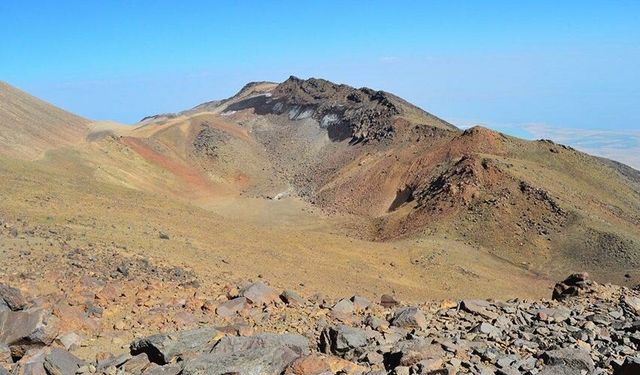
[43,348,86,375]
[331,299,355,321]
[130,326,220,364]
[11,348,47,375]
[0,308,57,358]
[240,282,280,305]
[332,299,355,315]
[96,353,131,372]
[351,296,371,311]
[552,273,593,300]
[281,290,306,306]
[0,308,46,345]
[285,354,331,374]
[388,339,446,368]
[622,296,640,315]
[181,333,309,375]
[216,296,249,317]
[365,315,389,332]
[390,307,427,330]
[319,325,368,360]
[287,353,367,374]
[363,351,384,365]
[380,294,399,308]
[536,307,572,322]
[0,284,27,311]
[55,331,82,351]
[122,352,151,373]
[472,322,501,339]
[540,348,595,375]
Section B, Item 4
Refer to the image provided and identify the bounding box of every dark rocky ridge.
[223,76,457,143]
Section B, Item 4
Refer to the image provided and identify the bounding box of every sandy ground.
[0,152,552,304]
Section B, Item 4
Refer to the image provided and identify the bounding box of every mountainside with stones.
[2,266,639,374]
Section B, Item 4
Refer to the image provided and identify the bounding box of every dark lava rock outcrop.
[223,76,455,143]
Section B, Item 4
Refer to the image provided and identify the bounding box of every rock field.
[2,268,639,374]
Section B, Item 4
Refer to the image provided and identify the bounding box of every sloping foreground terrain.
[0,78,639,373]
[1,270,639,374]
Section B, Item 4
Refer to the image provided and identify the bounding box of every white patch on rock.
[320,114,339,128]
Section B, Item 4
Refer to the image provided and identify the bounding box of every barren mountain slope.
[0,77,638,306]
[0,151,550,303]
[106,76,640,285]
[0,81,89,159]
[189,76,640,285]
[0,80,551,305]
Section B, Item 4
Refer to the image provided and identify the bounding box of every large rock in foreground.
[181,333,310,375]
[43,348,86,375]
[130,327,220,364]
[0,284,28,311]
[540,348,595,375]
[390,306,427,330]
[1,274,639,375]
[319,325,369,360]
[0,308,58,358]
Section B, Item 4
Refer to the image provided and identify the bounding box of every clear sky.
[1,1,639,167]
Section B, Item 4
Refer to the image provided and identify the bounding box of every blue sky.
[1,1,639,167]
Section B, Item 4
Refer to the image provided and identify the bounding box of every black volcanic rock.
[225,76,411,143]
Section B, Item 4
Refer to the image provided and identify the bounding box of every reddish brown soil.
[121,136,215,196]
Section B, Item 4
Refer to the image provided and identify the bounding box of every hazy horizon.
[1,1,638,168]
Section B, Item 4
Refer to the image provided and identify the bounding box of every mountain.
[0,81,89,159]
[0,76,638,304]
[136,76,640,284]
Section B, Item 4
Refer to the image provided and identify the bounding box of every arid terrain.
[0,77,639,374]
